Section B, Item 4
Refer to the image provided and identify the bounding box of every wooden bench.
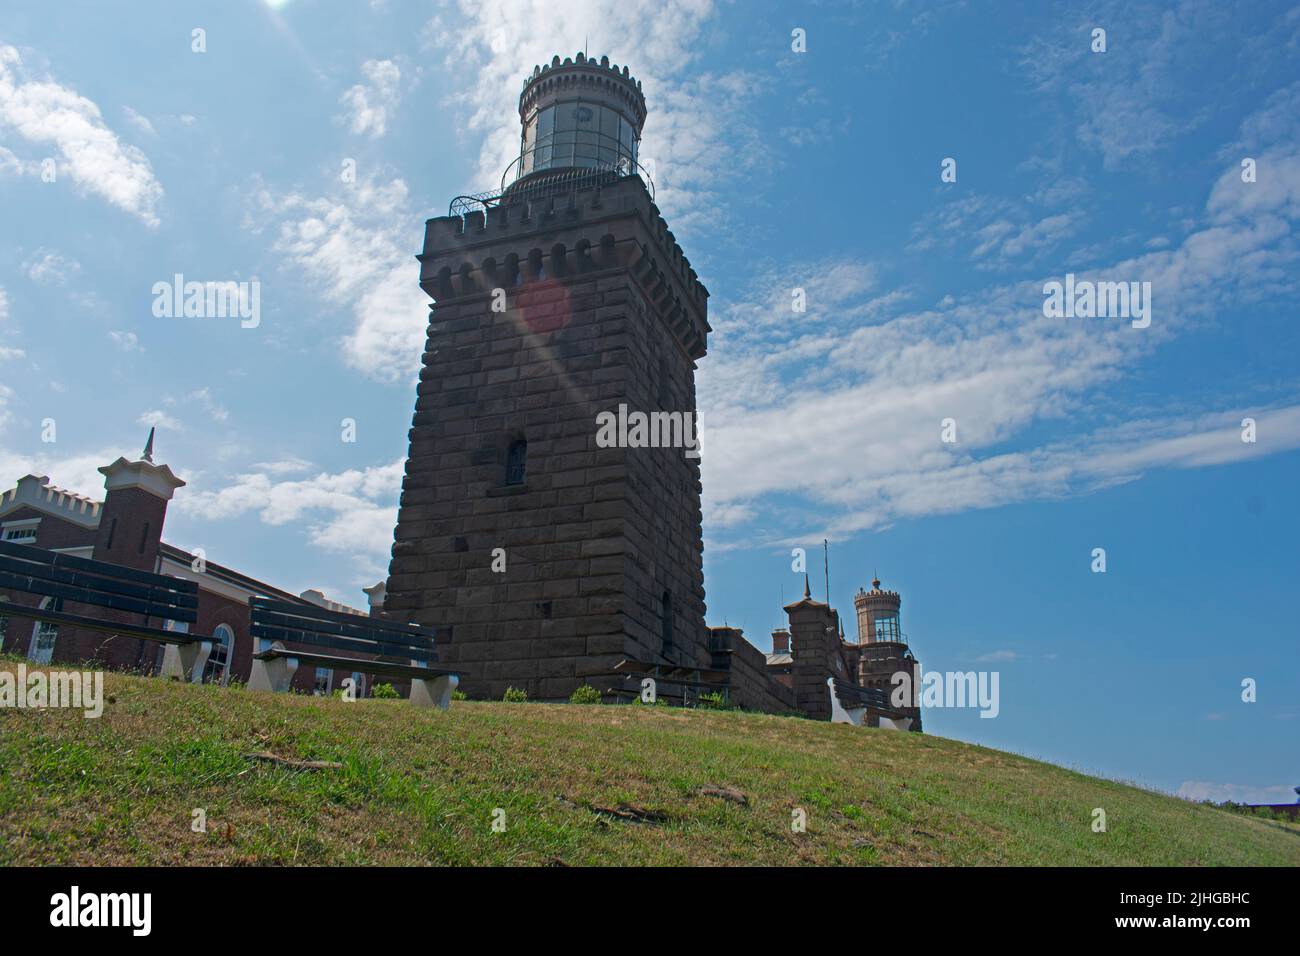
[0,539,212,681]
[247,597,460,709]
[591,658,732,707]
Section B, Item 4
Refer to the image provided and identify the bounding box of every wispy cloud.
[176,458,403,561]
[108,330,142,352]
[699,85,1300,547]
[1176,780,1298,805]
[138,409,182,432]
[338,58,402,139]
[24,248,80,284]
[0,44,164,226]
[254,175,427,383]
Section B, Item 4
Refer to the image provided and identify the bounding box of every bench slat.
[0,598,201,645]
[249,597,441,644]
[0,569,199,623]
[0,539,200,596]
[0,552,199,608]
[251,607,434,649]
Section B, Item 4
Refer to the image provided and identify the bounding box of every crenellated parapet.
[0,474,102,528]
[417,175,710,360]
[519,52,646,128]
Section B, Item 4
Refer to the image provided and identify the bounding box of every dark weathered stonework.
[384,175,711,701]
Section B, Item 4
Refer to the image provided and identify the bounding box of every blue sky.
[1,0,1296,803]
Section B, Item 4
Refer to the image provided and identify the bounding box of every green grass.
[1,657,1296,866]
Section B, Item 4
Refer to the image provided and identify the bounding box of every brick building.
[0,433,377,696]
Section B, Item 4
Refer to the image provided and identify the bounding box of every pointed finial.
[142,427,156,463]
[803,574,811,599]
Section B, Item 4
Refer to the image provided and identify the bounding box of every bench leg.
[409,674,458,710]
[249,655,299,694]
[160,641,212,682]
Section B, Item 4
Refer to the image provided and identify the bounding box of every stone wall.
[708,627,796,713]
[384,176,711,701]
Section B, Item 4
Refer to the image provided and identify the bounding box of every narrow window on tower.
[506,438,528,486]
[657,354,671,409]
[138,521,150,554]
[660,590,674,656]
[105,517,117,550]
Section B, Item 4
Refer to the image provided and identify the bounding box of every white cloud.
[0,144,21,174]
[0,285,7,320]
[0,346,26,361]
[1176,780,1298,805]
[25,248,79,284]
[252,457,315,476]
[176,458,403,559]
[256,176,427,382]
[122,105,155,136]
[185,387,229,423]
[138,409,182,431]
[0,446,120,500]
[0,44,164,226]
[699,92,1300,547]
[108,330,142,352]
[338,58,401,139]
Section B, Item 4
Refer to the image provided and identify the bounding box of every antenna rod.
[823,538,830,604]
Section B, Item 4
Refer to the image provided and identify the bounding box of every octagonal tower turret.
[508,52,647,190]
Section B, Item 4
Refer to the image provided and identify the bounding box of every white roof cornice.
[98,457,186,501]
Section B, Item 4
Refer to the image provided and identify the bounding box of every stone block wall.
[384,176,711,701]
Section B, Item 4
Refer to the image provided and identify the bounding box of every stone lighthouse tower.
[383,53,711,701]
[853,577,923,730]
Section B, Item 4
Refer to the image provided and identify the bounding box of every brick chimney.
[66,429,185,668]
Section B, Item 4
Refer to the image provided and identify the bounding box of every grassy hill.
[1,658,1296,866]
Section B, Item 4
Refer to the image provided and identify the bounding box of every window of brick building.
[506,438,528,486]
[660,590,673,656]
[29,596,60,664]
[203,623,234,685]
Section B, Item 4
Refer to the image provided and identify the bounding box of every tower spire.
[803,574,811,599]
[141,427,155,463]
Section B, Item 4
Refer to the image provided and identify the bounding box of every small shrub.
[569,685,601,705]
[372,682,400,699]
[451,689,467,701]
[697,691,732,710]
[503,686,528,703]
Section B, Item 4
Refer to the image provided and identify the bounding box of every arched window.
[29,596,60,664]
[203,624,234,685]
[660,590,673,656]
[506,439,528,486]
